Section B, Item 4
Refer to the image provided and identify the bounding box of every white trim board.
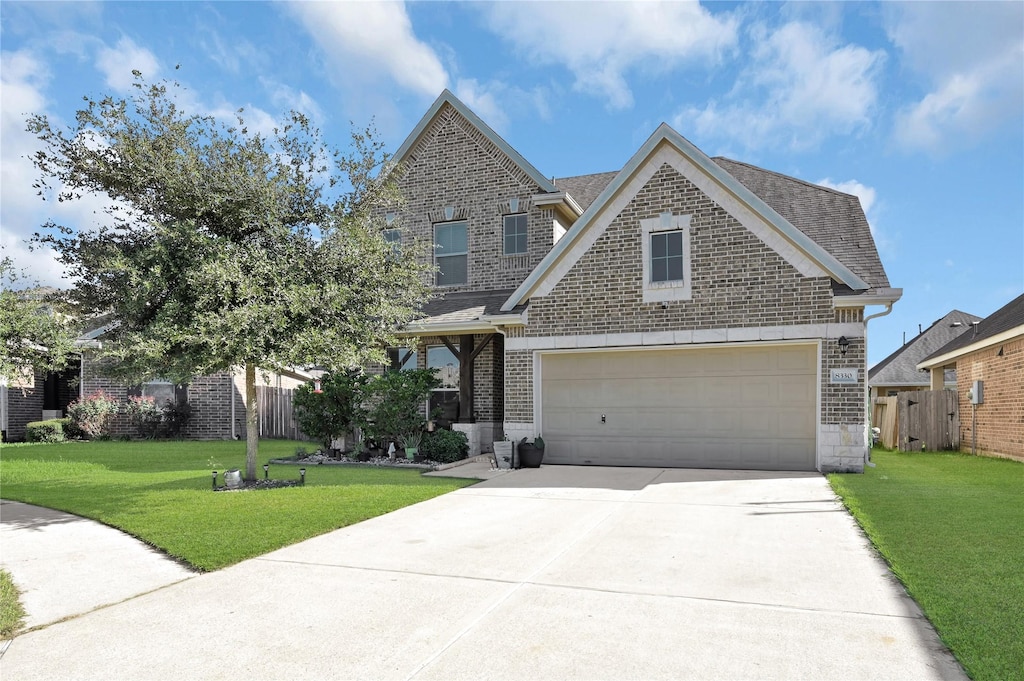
[506,323,863,351]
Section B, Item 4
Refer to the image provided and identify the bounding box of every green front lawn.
[0,440,476,571]
[0,569,26,639]
[829,449,1024,681]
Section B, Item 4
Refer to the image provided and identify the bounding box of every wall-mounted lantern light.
[838,336,850,357]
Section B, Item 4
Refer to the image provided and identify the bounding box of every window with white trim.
[503,214,528,255]
[641,212,692,303]
[434,221,467,286]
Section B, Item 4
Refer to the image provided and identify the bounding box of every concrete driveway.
[1,466,964,680]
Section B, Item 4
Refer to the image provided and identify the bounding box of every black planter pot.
[518,443,544,468]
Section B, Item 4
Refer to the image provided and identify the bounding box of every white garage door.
[541,344,817,470]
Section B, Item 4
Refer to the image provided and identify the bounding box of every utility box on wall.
[969,380,984,405]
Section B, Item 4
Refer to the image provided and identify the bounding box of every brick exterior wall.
[956,337,1024,460]
[394,102,552,292]
[5,370,44,441]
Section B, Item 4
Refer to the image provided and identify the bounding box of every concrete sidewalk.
[0,468,965,680]
[0,500,196,631]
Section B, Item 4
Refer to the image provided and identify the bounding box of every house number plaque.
[830,368,859,384]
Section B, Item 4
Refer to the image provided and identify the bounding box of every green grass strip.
[0,568,26,639]
[0,440,476,572]
[829,450,1024,681]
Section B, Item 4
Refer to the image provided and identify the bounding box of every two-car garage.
[540,343,819,471]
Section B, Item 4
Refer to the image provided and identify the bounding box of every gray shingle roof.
[418,289,524,326]
[554,171,617,212]
[869,310,981,386]
[922,292,1024,362]
[711,158,889,290]
[554,159,890,289]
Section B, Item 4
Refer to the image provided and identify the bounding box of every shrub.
[26,418,68,443]
[124,395,163,439]
[162,400,192,438]
[420,429,469,464]
[293,370,367,449]
[66,391,119,439]
[360,369,440,447]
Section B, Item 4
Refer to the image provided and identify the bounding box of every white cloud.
[887,3,1023,153]
[95,36,160,92]
[676,21,884,151]
[286,1,448,98]
[479,1,738,110]
[0,50,109,287]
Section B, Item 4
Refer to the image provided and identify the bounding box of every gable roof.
[919,292,1024,368]
[869,310,981,386]
[404,289,526,335]
[503,123,876,311]
[393,90,557,194]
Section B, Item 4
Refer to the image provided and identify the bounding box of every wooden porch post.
[459,335,475,422]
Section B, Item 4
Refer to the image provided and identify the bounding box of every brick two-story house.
[387,91,899,472]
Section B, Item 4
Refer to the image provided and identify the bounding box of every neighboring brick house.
[868,309,981,400]
[1,322,310,442]
[919,293,1024,461]
[387,90,899,472]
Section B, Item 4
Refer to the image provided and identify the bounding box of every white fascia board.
[480,313,526,326]
[393,90,556,193]
[834,288,903,307]
[917,325,1024,370]
[399,320,499,336]
[532,192,583,220]
[503,123,871,312]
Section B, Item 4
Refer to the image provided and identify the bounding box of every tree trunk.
[245,362,258,481]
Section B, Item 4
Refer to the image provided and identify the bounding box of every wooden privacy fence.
[897,390,959,452]
[256,386,310,441]
[873,396,899,449]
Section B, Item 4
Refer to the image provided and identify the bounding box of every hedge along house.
[388,91,900,472]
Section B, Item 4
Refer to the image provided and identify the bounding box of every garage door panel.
[541,345,817,471]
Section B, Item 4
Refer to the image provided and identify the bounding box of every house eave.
[532,191,583,222]
[834,288,903,308]
[918,325,1024,370]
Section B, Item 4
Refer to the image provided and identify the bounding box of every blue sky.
[1,1,1021,366]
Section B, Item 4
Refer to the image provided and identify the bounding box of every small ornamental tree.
[293,370,367,450]
[360,369,440,449]
[28,75,432,479]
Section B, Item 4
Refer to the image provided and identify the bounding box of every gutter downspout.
[862,302,895,467]
[229,372,237,441]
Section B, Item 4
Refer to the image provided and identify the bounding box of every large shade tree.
[29,76,431,478]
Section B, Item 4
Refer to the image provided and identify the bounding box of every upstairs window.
[641,212,692,303]
[650,231,684,283]
[382,229,401,256]
[503,214,528,255]
[435,221,467,286]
